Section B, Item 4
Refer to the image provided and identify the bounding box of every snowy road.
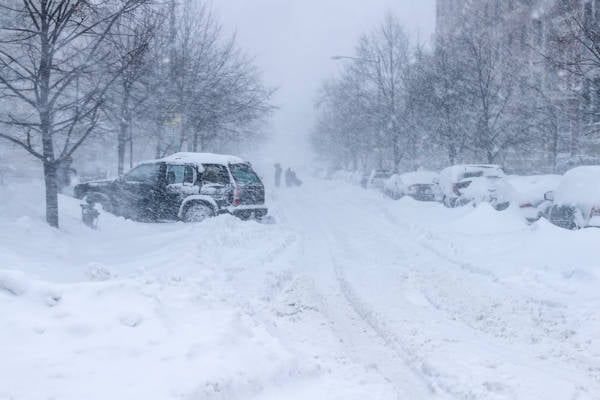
[276,178,600,399]
[2,178,600,399]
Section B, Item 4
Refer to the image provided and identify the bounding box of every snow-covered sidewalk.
[2,178,600,399]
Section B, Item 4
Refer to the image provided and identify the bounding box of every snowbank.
[0,179,394,400]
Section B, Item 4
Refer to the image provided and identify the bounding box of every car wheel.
[494,201,510,211]
[570,211,584,230]
[443,196,456,208]
[183,203,214,223]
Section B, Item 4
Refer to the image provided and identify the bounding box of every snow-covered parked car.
[383,171,441,201]
[438,164,509,209]
[366,169,394,191]
[74,152,268,223]
[506,175,562,223]
[545,166,600,230]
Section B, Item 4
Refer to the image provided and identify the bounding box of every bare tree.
[356,13,412,170]
[0,0,147,227]
[425,37,471,164]
[103,8,162,175]
[546,1,600,142]
[148,0,274,157]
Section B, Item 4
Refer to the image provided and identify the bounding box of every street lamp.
[331,55,379,64]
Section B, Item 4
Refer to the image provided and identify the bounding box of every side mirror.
[544,191,554,202]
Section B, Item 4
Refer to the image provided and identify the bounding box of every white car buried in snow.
[383,171,441,201]
[545,166,600,229]
[506,174,562,223]
[366,169,394,191]
[438,164,510,210]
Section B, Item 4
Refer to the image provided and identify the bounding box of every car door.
[163,163,198,219]
[116,162,165,220]
[200,164,232,207]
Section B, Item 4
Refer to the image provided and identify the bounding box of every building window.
[593,78,600,123]
[585,2,593,31]
[533,19,543,47]
[520,25,527,50]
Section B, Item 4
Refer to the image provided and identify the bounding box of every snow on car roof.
[440,164,504,179]
[554,166,600,207]
[398,171,439,185]
[159,152,246,166]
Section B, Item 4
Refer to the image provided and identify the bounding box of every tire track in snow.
[375,203,600,392]
[295,209,447,399]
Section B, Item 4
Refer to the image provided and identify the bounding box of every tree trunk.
[487,149,495,164]
[118,120,127,176]
[40,17,58,227]
[192,131,199,152]
[43,160,59,228]
[392,134,400,171]
[448,144,456,165]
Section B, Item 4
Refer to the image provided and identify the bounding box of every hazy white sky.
[213,0,436,165]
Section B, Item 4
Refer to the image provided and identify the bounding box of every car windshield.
[463,171,484,179]
[230,163,261,185]
[374,170,392,179]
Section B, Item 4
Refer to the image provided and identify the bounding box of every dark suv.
[74,152,268,222]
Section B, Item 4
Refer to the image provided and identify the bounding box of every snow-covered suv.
[74,152,268,223]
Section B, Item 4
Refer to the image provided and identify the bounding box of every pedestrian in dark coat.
[274,163,282,187]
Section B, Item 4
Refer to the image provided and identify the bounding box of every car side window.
[202,164,230,185]
[166,164,195,185]
[124,163,161,183]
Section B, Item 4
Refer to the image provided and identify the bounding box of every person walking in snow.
[284,167,293,187]
[285,168,302,187]
[274,163,282,188]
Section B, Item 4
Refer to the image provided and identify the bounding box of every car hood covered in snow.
[506,174,562,204]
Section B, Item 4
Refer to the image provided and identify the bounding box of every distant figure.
[274,163,282,188]
[285,168,293,187]
[285,168,302,187]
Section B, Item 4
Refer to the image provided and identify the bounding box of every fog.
[214,0,436,166]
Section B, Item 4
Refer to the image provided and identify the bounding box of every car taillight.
[233,189,241,206]
[520,203,533,208]
[453,183,460,195]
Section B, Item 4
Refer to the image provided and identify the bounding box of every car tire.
[443,196,456,208]
[494,201,510,211]
[570,211,584,230]
[183,202,214,223]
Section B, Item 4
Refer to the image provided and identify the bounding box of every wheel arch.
[178,195,218,219]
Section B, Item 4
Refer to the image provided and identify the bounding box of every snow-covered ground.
[1,177,600,399]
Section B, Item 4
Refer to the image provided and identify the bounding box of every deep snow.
[1,176,600,399]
